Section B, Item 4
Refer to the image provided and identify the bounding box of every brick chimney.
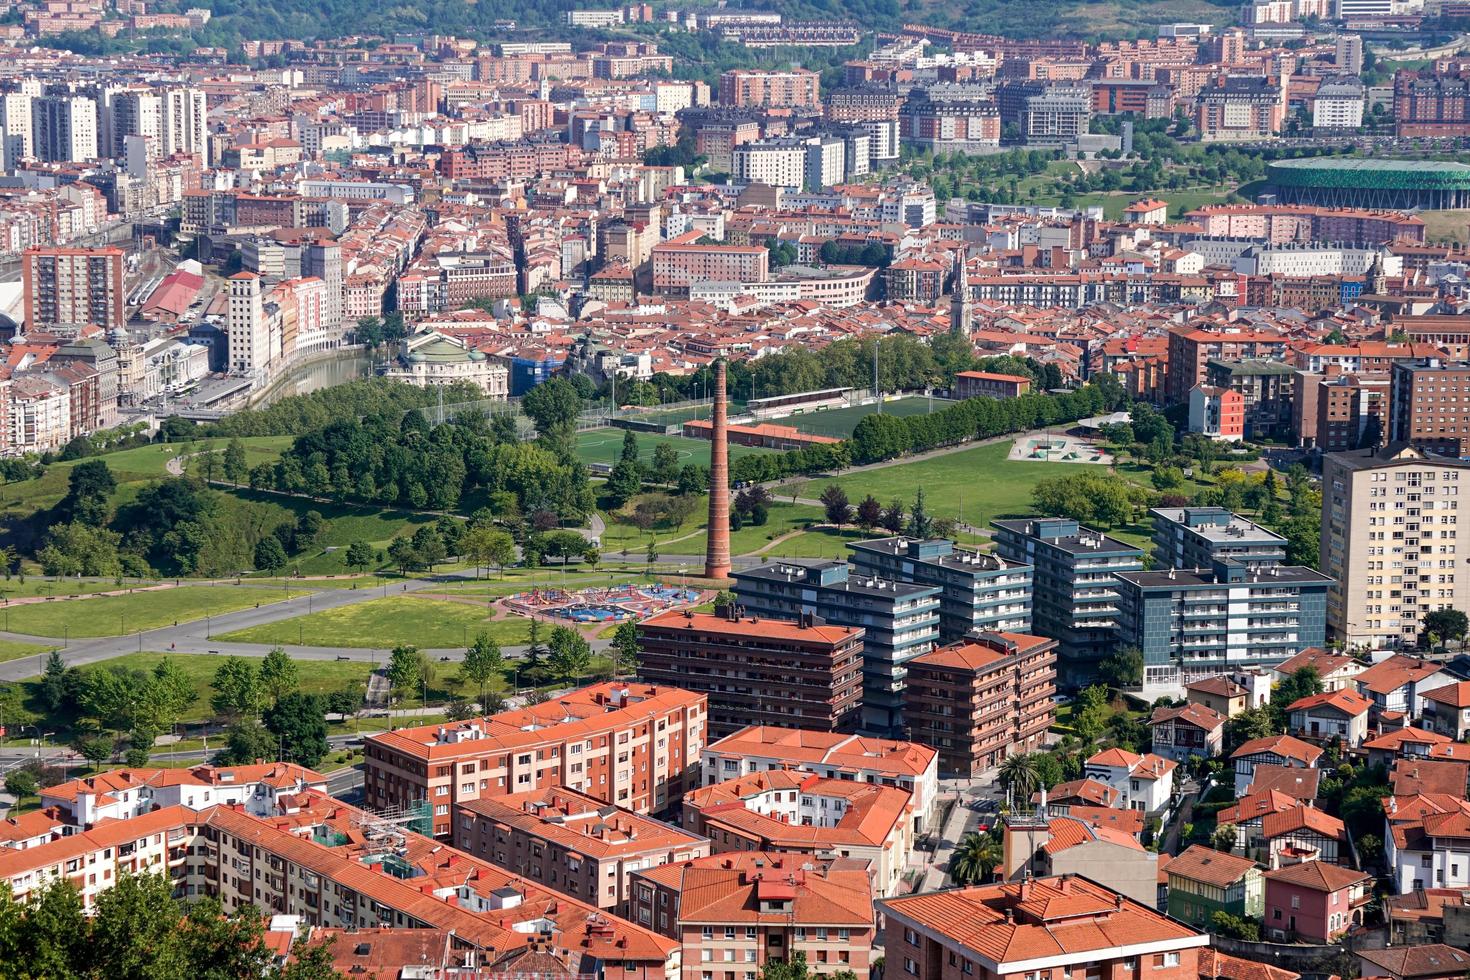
[704,358,731,580]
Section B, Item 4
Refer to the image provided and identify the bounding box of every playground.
[502,583,703,624]
[1007,434,1114,465]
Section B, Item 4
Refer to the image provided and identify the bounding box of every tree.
[1210,910,1259,941]
[1213,824,1238,852]
[906,488,934,538]
[345,540,376,574]
[387,537,418,574]
[814,483,850,526]
[39,650,72,714]
[548,625,593,682]
[151,658,196,733]
[264,692,330,768]
[210,657,263,721]
[217,722,276,766]
[4,767,37,800]
[645,538,659,567]
[611,619,641,677]
[1424,609,1469,649]
[950,831,1000,885]
[387,645,424,704]
[881,499,904,533]
[998,753,1041,802]
[56,458,116,526]
[463,525,514,579]
[460,632,505,706]
[1224,706,1277,750]
[650,442,680,485]
[759,952,855,980]
[258,647,300,707]
[222,438,248,484]
[605,459,643,508]
[411,526,447,569]
[855,494,883,531]
[74,734,112,771]
[1097,647,1143,689]
[520,377,583,460]
[254,536,287,575]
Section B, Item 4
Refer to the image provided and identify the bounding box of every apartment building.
[879,875,1209,980]
[1165,325,1290,405]
[40,763,326,826]
[848,536,1032,640]
[1114,559,1332,692]
[719,68,820,108]
[451,785,709,912]
[1194,75,1286,141]
[1389,359,1470,457]
[991,518,1144,682]
[732,559,941,736]
[628,852,875,979]
[363,683,706,838]
[700,725,939,834]
[0,792,679,976]
[903,632,1056,777]
[22,246,125,333]
[1320,444,1470,650]
[1151,506,1287,570]
[682,770,913,897]
[635,608,864,737]
[651,233,768,297]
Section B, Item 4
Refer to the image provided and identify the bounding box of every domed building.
[379,330,509,398]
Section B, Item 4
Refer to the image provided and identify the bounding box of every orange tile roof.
[1149,702,1226,731]
[1355,655,1444,696]
[1263,860,1368,892]
[1217,790,1299,827]
[1260,805,1346,842]
[879,875,1206,970]
[1196,948,1301,980]
[1041,779,1120,808]
[1422,681,1470,709]
[1245,765,1321,801]
[641,608,857,644]
[1364,727,1451,752]
[367,683,703,762]
[686,771,911,850]
[1357,944,1470,979]
[1040,816,1146,856]
[1164,845,1259,889]
[1230,735,1323,765]
[634,852,873,926]
[1286,689,1372,717]
[704,725,936,778]
[1273,648,1357,679]
[454,785,706,861]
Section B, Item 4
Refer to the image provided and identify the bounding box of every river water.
[249,350,374,407]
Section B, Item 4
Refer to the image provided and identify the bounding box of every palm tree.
[998,753,1041,804]
[950,832,1001,886]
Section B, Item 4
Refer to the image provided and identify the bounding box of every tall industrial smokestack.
[705,359,731,580]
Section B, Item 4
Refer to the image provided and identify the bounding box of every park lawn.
[575,429,775,470]
[214,596,536,649]
[1,585,292,638]
[798,441,1101,530]
[600,500,827,559]
[0,639,54,664]
[757,526,872,560]
[431,569,657,596]
[0,578,167,602]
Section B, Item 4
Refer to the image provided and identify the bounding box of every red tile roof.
[1263,860,1369,892]
[1163,845,1259,888]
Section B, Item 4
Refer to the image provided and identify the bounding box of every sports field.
[575,430,774,469]
[780,397,956,438]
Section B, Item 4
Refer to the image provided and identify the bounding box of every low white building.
[1082,748,1177,813]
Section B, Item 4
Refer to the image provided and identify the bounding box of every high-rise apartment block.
[718,68,820,108]
[992,518,1144,681]
[903,632,1057,776]
[1151,506,1287,570]
[1389,359,1470,457]
[22,246,125,332]
[1115,559,1332,691]
[848,536,1032,640]
[1322,444,1470,650]
[733,559,940,736]
[32,93,97,163]
[636,608,864,737]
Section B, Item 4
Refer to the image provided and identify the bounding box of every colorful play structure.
[503,583,702,624]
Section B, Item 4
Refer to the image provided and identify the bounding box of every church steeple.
[1368,251,1387,296]
[950,249,973,337]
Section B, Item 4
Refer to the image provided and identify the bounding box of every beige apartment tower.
[1321,443,1470,651]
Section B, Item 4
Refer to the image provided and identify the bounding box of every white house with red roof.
[1229,734,1323,795]
[1420,681,1470,741]
[1355,654,1456,720]
[39,763,327,827]
[1273,648,1365,693]
[1083,748,1177,813]
[1148,702,1225,762]
[1385,792,1470,893]
[1286,689,1372,746]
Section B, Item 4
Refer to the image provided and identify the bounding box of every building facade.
[848,536,1032,640]
[902,632,1057,776]
[635,608,864,737]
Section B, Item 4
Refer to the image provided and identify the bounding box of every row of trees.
[849,377,1123,466]
[0,872,341,979]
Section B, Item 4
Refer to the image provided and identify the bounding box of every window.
[903,958,918,976]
